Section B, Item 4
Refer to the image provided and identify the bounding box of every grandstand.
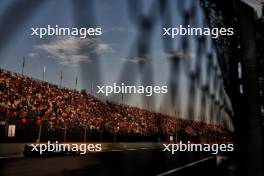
[0,68,231,143]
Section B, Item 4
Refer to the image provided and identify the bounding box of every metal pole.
[175,128,178,143]
[64,128,67,142]
[84,127,87,142]
[38,123,42,143]
[100,130,103,143]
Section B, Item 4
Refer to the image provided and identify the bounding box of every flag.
[91,82,93,94]
[59,71,63,87]
[22,57,25,68]
[22,56,25,75]
[43,65,46,81]
[75,76,78,89]
[22,118,27,123]
[60,71,63,81]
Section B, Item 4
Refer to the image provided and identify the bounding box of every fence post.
[83,127,87,142]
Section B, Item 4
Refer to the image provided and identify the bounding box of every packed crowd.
[0,69,231,141]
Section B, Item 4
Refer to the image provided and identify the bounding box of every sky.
[0,0,234,128]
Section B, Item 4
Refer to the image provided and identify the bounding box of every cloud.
[161,49,194,59]
[28,52,38,58]
[96,43,114,52]
[109,27,125,32]
[121,57,147,64]
[35,36,113,66]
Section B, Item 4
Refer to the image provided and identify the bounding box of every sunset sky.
[0,0,228,124]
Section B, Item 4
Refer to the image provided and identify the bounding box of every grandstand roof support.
[201,0,264,175]
[233,2,263,176]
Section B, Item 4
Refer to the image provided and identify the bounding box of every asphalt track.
[0,149,231,176]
